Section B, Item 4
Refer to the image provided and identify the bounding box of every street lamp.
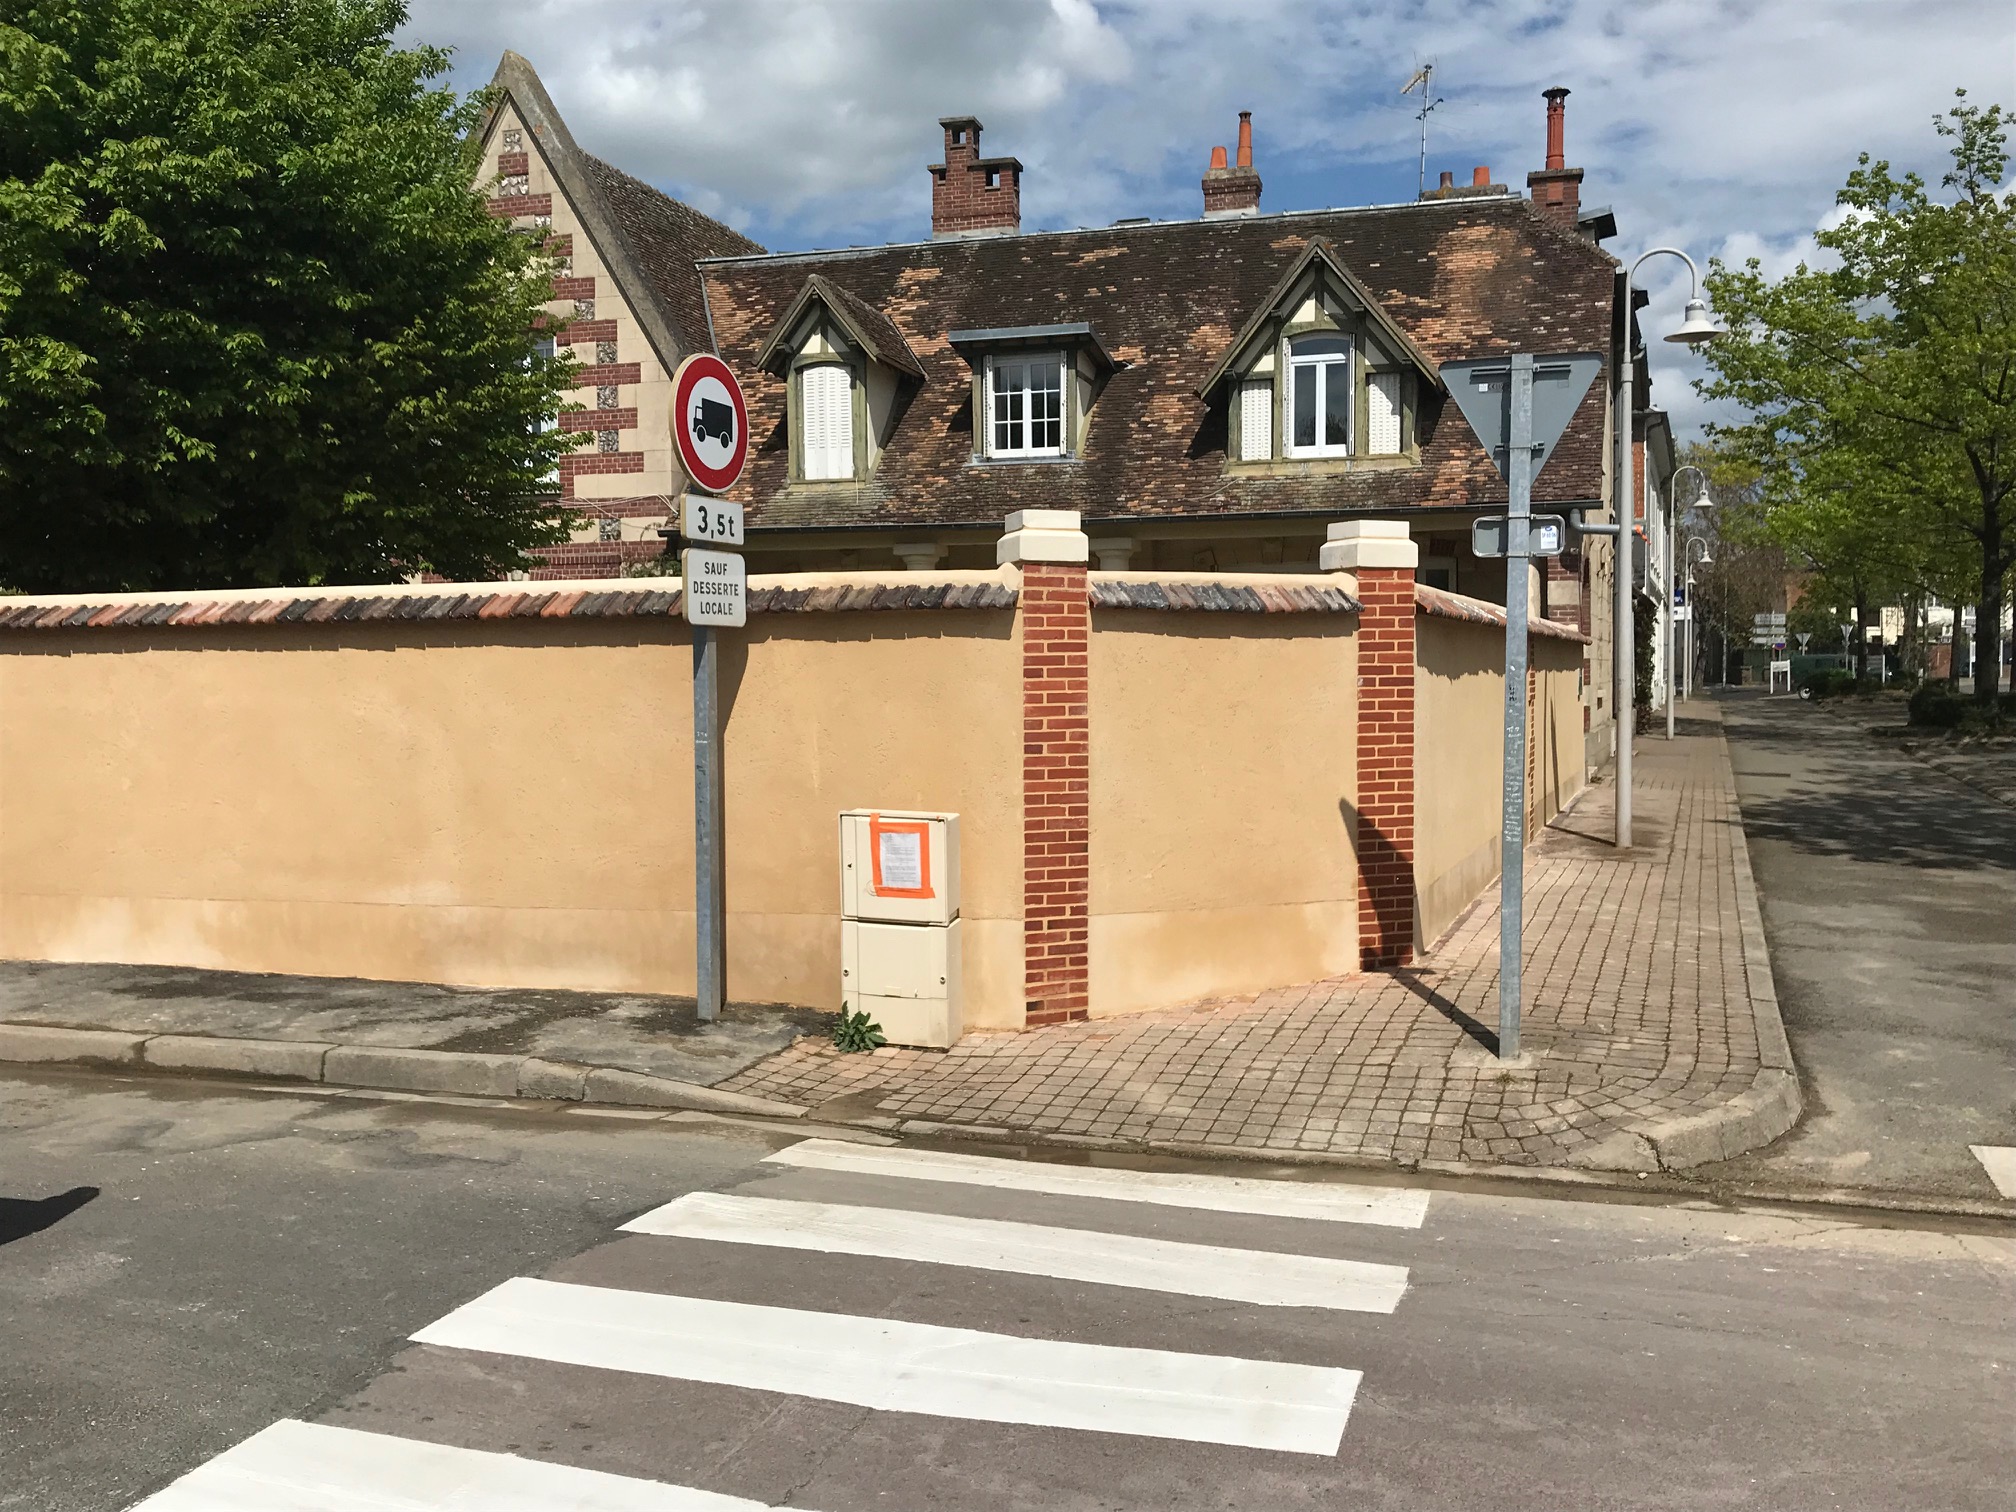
[1666,464,1714,738]
[1684,537,1714,702]
[1613,250,1720,848]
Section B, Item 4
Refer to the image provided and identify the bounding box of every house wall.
[1415,612,1587,946]
[478,102,677,576]
[1087,611,1359,1017]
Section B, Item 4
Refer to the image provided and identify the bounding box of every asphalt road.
[1710,691,2016,1201]
[4,1068,2011,1511]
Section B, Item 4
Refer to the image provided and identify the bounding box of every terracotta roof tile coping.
[1090,570,1358,614]
[1416,581,1591,644]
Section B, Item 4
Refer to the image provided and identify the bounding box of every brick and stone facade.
[474,53,761,578]
[1323,521,1418,967]
[1002,511,1093,1026]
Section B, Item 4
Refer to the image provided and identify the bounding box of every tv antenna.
[1401,62,1443,197]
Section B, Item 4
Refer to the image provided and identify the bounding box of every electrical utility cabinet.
[839,810,961,1048]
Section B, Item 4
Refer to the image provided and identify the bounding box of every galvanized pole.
[693,624,725,1022]
[1498,353,1536,1061]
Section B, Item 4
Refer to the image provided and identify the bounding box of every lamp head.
[1665,297,1721,347]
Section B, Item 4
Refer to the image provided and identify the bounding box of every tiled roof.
[698,197,1617,533]
[1416,581,1591,643]
[0,581,1017,632]
[581,154,762,356]
[1090,579,1358,613]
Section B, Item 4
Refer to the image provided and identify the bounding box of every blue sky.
[404,0,2016,438]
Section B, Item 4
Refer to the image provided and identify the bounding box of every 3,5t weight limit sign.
[680,494,744,546]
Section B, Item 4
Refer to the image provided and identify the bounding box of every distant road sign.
[671,354,749,495]
[1472,513,1566,558]
[683,547,746,627]
[681,494,745,547]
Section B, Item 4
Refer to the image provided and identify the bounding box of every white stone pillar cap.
[1320,518,1417,572]
[999,509,1089,566]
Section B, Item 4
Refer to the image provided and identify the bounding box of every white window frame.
[1285,335,1353,459]
[798,361,856,481]
[985,352,1067,460]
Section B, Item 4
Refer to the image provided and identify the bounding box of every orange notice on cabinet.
[869,814,934,899]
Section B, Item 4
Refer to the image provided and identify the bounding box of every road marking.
[622,1192,1409,1313]
[127,1418,812,1510]
[1970,1145,2016,1199]
[413,1276,1360,1456]
[763,1138,1431,1228]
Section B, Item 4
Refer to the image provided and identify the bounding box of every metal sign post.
[1442,351,1602,1060]
[1497,355,1535,1059]
[670,356,751,1024]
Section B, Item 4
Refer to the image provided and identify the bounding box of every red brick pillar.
[1001,510,1092,1026]
[1323,520,1418,970]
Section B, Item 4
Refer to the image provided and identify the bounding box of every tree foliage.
[1699,91,2016,708]
[0,0,576,591]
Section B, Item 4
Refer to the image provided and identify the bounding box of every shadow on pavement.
[1724,707,2016,874]
[0,1186,98,1247]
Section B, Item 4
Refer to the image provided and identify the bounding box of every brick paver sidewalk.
[724,703,1794,1170]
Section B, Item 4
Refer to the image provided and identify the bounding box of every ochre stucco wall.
[1414,612,1588,947]
[1087,612,1359,1017]
[0,609,1026,1025]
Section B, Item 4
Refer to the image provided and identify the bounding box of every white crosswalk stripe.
[131,1139,1430,1506]
[412,1276,1362,1455]
[623,1191,1410,1311]
[127,1419,819,1511]
[762,1137,1434,1227]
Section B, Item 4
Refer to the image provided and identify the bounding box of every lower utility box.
[842,917,962,1049]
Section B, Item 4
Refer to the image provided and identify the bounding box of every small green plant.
[831,1008,887,1053]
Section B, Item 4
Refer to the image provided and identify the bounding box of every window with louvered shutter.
[1367,371,1404,454]
[800,364,854,480]
[1238,378,1273,461]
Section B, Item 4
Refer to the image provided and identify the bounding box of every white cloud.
[405,0,2016,437]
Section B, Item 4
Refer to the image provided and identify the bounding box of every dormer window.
[1197,237,1441,471]
[987,354,1065,458]
[1287,336,1352,458]
[754,274,926,487]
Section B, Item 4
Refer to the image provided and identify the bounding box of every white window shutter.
[801,364,854,480]
[1367,372,1403,455]
[1238,378,1273,461]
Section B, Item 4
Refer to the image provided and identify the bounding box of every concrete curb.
[1619,724,1803,1171]
[0,1023,807,1120]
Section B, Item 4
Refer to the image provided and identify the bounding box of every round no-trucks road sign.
[671,353,749,495]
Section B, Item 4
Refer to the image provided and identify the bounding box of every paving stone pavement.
[721,704,1781,1168]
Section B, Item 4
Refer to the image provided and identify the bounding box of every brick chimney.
[1202,111,1262,218]
[1526,86,1584,228]
[930,116,1022,239]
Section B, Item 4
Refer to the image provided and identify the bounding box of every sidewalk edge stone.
[322,1046,525,1099]
[143,1035,332,1081]
[0,1024,147,1065]
[584,1067,807,1118]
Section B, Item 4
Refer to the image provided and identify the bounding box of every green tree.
[1700,91,2016,713]
[0,0,576,592]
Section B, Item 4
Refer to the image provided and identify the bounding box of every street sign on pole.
[680,494,745,547]
[1472,514,1566,559]
[682,547,746,628]
[1441,352,1602,1061]
[668,357,751,1025]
